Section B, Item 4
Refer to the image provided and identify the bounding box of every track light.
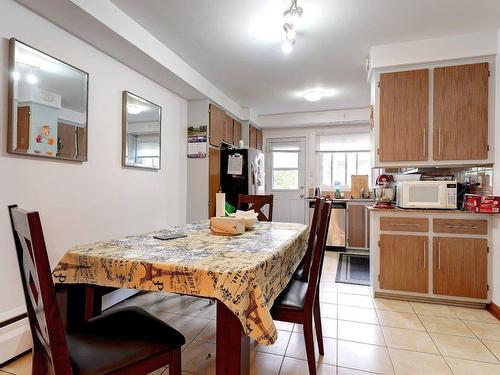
[281,39,295,54]
[283,0,303,25]
[283,23,296,40]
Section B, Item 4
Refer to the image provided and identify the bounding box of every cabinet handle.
[423,241,426,269]
[437,241,441,270]
[444,224,479,230]
[423,127,427,157]
[438,127,443,156]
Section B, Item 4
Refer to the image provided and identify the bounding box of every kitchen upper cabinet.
[223,114,234,145]
[433,63,489,161]
[433,237,488,299]
[249,124,257,149]
[208,148,221,218]
[256,128,263,151]
[233,120,242,145]
[209,104,225,147]
[378,69,429,162]
[379,234,428,293]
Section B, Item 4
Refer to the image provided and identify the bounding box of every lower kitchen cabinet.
[379,234,428,293]
[347,203,368,249]
[433,237,488,299]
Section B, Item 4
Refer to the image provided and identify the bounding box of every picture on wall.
[187,125,207,158]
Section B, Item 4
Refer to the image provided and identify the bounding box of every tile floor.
[2,252,500,375]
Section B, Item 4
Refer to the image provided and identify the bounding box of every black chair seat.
[273,279,308,311]
[66,306,185,375]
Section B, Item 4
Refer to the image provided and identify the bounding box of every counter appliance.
[396,180,457,209]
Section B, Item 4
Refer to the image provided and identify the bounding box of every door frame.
[265,136,307,223]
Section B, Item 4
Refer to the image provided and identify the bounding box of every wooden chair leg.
[31,347,46,375]
[313,293,324,355]
[169,348,182,375]
[303,315,317,375]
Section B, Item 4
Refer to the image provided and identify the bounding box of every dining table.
[52,220,309,375]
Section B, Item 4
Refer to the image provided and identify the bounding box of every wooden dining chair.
[293,198,325,282]
[237,194,274,221]
[271,200,332,375]
[8,205,185,375]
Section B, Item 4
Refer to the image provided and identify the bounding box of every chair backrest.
[237,194,274,221]
[8,205,73,375]
[300,198,325,281]
[305,200,332,307]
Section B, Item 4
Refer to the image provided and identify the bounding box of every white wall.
[0,0,187,327]
[263,124,371,192]
[492,29,500,305]
[186,99,209,222]
[369,30,498,73]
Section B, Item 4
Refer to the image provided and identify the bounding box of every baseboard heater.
[0,314,32,365]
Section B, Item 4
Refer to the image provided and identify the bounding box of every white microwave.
[396,180,457,209]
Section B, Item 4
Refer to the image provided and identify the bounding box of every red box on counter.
[466,195,500,213]
[464,194,483,211]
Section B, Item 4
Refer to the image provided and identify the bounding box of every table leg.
[216,301,250,375]
[57,285,102,329]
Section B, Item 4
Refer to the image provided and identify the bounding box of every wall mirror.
[8,39,89,161]
[122,91,162,170]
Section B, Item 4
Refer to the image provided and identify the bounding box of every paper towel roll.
[216,192,225,217]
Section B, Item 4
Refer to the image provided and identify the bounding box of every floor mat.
[335,253,370,286]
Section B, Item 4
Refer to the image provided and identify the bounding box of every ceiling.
[111,0,500,115]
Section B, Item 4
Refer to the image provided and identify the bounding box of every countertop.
[305,197,375,203]
[367,206,494,215]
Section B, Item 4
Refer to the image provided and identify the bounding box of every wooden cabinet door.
[379,234,428,293]
[249,124,257,149]
[379,69,429,162]
[256,128,263,151]
[433,237,488,299]
[223,114,234,145]
[209,104,224,147]
[347,204,366,248]
[208,148,221,218]
[433,63,488,161]
[233,120,242,145]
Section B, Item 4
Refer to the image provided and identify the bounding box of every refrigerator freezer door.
[248,149,265,195]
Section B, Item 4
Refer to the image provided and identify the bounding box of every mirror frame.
[122,91,162,170]
[7,38,89,162]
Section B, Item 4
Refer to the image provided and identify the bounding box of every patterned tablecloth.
[53,221,309,345]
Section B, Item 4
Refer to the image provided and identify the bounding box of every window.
[269,141,301,190]
[317,133,375,189]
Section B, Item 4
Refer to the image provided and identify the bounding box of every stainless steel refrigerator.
[220,148,265,209]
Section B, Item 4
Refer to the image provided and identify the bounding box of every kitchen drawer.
[380,217,429,232]
[433,219,487,235]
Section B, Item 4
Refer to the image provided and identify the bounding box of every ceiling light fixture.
[281,0,302,54]
[301,88,337,102]
[283,0,303,25]
[283,23,296,40]
[281,39,295,54]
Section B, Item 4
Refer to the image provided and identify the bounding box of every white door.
[267,138,306,223]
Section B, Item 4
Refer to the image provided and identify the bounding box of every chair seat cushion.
[273,279,308,311]
[66,306,185,375]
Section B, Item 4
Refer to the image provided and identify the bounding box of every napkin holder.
[210,217,245,235]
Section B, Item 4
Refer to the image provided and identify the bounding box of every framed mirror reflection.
[122,91,162,170]
[8,38,89,161]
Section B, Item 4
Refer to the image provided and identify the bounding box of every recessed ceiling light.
[301,88,337,102]
[281,39,295,54]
